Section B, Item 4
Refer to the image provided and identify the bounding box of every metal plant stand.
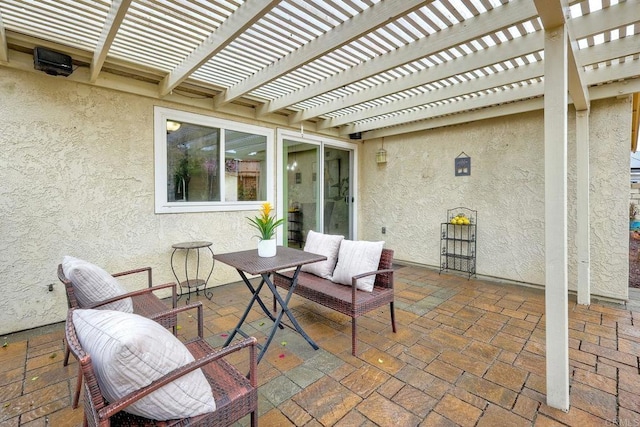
[439,207,477,279]
[170,241,214,304]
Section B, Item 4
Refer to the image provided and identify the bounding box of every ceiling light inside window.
[166,120,181,132]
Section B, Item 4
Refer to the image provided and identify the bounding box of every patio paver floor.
[1,264,639,426]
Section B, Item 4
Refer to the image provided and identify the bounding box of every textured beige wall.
[0,69,277,335]
[359,97,630,300]
[0,68,631,334]
[577,98,631,299]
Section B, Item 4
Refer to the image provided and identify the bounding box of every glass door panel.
[285,140,319,248]
[323,147,351,237]
[282,137,353,247]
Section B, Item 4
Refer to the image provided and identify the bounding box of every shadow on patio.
[2,264,639,426]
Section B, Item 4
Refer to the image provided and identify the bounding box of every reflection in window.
[167,122,220,202]
[165,124,267,203]
[224,130,267,202]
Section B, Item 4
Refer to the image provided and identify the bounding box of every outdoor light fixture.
[166,120,181,132]
[376,138,387,164]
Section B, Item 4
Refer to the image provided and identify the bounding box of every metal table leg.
[223,276,266,347]
[223,270,282,349]
[238,271,278,323]
[224,267,318,363]
[259,267,319,362]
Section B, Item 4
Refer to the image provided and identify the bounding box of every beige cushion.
[62,256,133,312]
[300,231,344,279]
[73,309,216,420]
[331,240,385,292]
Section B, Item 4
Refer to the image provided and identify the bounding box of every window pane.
[155,106,273,213]
[224,130,267,202]
[166,120,220,202]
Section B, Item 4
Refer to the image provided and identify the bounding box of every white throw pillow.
[62,256,133,312]
[301,231,344,279]
[331,240,385,292]
[73,309,216,420]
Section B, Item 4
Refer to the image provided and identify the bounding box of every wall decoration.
[295,172,302,184]
[455,152,471,176]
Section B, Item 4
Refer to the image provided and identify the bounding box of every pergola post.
[576,110,591,305]
[544,24,570,411]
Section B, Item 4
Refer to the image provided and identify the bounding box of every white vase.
[257,239,277,257]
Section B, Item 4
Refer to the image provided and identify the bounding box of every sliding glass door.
[280,133,354,247]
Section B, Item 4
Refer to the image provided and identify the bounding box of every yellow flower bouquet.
[247,202,284,240]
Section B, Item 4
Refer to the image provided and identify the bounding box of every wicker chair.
[58,264,178,408]
[65,303,258,427]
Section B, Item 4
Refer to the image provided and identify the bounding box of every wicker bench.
[273,248,396,356]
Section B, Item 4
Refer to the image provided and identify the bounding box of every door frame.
[276,129,359,243]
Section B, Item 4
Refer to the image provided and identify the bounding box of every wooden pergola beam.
[0,10,8,63]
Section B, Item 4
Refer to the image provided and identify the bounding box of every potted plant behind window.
[247,202,284,257]
[173,153,200,201]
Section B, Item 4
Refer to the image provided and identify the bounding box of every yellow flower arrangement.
[247,202,284,240]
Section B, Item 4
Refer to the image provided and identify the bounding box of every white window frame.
[154,106,275,213]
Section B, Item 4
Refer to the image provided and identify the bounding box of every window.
[154,107,273,213]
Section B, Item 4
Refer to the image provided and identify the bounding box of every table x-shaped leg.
[223,270,281,350]
[224,266,319,363]
[259,266,319,362]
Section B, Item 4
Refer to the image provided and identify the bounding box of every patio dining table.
[214,246,327,363]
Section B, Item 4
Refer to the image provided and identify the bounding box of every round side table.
[170,241,214,304]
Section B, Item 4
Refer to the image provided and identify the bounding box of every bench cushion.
[332,240,384,292]
[300,230,344,279]
[277,270,394,317]
[73,309,216,420]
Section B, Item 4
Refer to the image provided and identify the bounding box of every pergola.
[1,0,639,412]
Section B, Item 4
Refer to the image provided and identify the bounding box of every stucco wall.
[579,100,631,298]
[358,98,630,300]
[0,69,279,335]
[0,68,631,335]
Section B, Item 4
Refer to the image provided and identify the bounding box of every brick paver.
[1,265,639,426]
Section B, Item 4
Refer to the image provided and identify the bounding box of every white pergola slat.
[321,61,545,130]
[159,0,280,96]
[341,51,637,135]
[343,80,545,134]
[0,0,636,138]
[90,0,131,83]
[0,10,7,63]
[215,0,429,108]
[262,0,538,117]
[363,76,640,139]
[290,30,545,124]
[296,1,634,127]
